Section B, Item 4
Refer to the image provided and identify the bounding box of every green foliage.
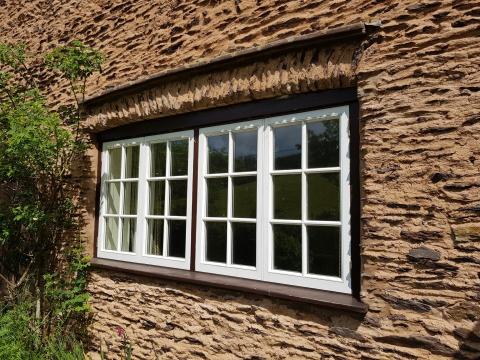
[0,40,103,358]
[45,40,103,83]
[0,43,26,70]
[0,300,85,360]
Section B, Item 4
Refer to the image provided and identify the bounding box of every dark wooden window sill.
[90,258,367,314]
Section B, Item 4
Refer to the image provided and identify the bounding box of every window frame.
[195,107,351,294]
[94,89,361,301]
[97,130,194,270]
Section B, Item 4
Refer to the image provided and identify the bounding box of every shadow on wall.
[86,270,366,359]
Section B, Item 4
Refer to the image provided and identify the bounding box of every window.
[97,131,194,270]
[97,106,352,294]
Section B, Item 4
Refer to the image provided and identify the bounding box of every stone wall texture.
[1,0,480,359]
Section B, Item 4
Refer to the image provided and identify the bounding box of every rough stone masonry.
[1,0,479,359]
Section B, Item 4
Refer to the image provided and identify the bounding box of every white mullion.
[301,121,307,276]
[165,215,187,220]
[117,146,126,251]
[204,172,230,178]
[226,131,234,266]
[137,142,148,257]
[163,141,172,257]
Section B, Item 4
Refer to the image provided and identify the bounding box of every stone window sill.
[90,258,367,314]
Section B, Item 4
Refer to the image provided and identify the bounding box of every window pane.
[125,146,139,178]
[169,180,187,216]
[207,177,228,217]
[149,180,165,215]
[168,220,186,258]
[234,131,257,172]
[147,219,163,256]
[308,226,340,277]
[274,125,301,170]
[151,143,166,177]
[233,176,256,218]
[232,222,256,267]
[273,224,301,272]
[205,221,227,263]
[121,218,136,252]
[307,119,339,168]
[106,182,120,214]
[171,140,189,176]
[104,217,118,250]
[308,173,340,221]
[108,148,122,179]
[123,182,138,215]
[208,135,228,173]
[273,175,301,220]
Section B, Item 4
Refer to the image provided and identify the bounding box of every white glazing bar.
[304,167,341,174]
[163,141,171,257]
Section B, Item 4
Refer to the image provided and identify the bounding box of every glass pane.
[168,220,186,258]
[207,178,228,217]
[273,225,301,272]
[308,173,340,221]
[108,148,122,179]
[205,221,227,263]
[147,219,163,256]
[125,146,139,178]
[232,222,256,267]
[308,226,340,277]
[171,140,189,176]
[169,180,187,216]
[208,135,228,174]
[149,180,165,215]
[234,131,257,172]
[274,125,301,170]
[121,218,136,252]
[151,143,166,177]
[123,182,138,215]
[273,175,301,220]
[308,119,339,168]
[233,176,256,218]
[104,217,118,250]
[106,182,120,214]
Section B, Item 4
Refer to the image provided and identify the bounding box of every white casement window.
[196,106,351,293]
[97,106,351,294]
[97,131,194,270]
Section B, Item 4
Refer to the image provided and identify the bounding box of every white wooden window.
[196,106,351,293]
[97,131,194,270]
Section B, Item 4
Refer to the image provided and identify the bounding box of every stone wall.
[1,0,480,359]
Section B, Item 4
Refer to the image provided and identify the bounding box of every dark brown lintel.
[83,22,371,107]
[90,258,368,314]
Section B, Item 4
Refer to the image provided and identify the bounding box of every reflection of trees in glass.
[232,222,256,266]
[169,180,187,216]
[168,220,186,258]
[274,225,302,272]
[308,226,340,277]
[233,176,256,218]
[207,178,228,217]
[308,119,339,168]
[206,222,227,263]
[125,146,140,178]
[308,173,339,221]
[170,140,188,175]
[234,132,257,172]
[274,125,302,170]
[208,135,228,173]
